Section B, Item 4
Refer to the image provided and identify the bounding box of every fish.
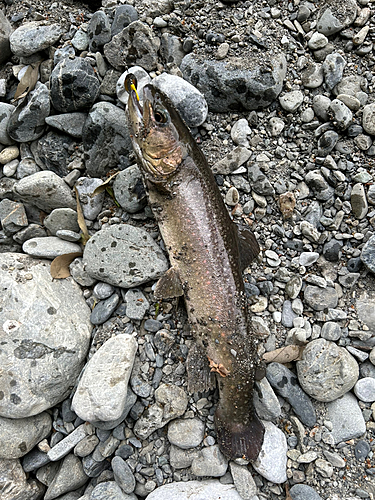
[125,74,265,461]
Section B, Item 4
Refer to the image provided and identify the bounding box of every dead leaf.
[50,252,83,279]
[285,483,293,500]
[91,171,120,197]
[74,187,90,245]
[262,345,305,364]
[13,62,42,101]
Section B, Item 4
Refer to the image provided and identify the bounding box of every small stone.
[304,285,338,311]
[351,183,368,219]
[354,377,375,402]
[168,418,205,449]
[308,32,328,50]
[113,165,147,214]
[22,236,81,259]
[299,252,319,267]
[327,392,366,443]
[0,145,19,164]
[48,423,92,461]
[354,440,370,461]
[361,235,375,274]
[111,455,136,494]
[290,484,323,500]
[279,91,304,112]
[190,445,228,477]
[362,103,375,135]
[216,42,229,60]
[279,192,296,218]
[90,293,120,325]
[321,322,341,341]
[212,146,251,175]
[253,377,281,421]
[229,462,256,500]
[322,53,346,90]
[252,421,287,484]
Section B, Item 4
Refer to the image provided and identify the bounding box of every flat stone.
[0,103,16,145]
[9,21,62,57]
[113,165,147,214]
[167,418,205,449]
[212,146,251,175]
[351,183,368,219]
[23,236,81,259]
[0,199,28,233]
[252,421,287,484]
[145,480,242,500]
[124,289,149,320]
[111,456,136,494]
[297,339,359,402]
[253,376,281,421]
[43,208,79,235]
[0,412,52,459]
[354,377,375,402]
[72,334,137,423]
[229,462,256,500]
[266,362,316,427]
[181,51,286,112]
[190,445,228,477]
[327,392,366,443]
[304,285,338,311]
[169,445,199,469]
[290,484,323,500]
[44,454,89,500]
[0,253,91,418]
[45,113,87,139]
[48,423,93,461]
[14,171,76,212]
[75,177,105,221]
[83,225,168,288]
[90,293,120,325]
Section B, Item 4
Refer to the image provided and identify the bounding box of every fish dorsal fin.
[154,267,184,300]
[237,225,260,272]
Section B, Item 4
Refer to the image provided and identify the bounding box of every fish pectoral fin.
[215,408,265,462]
[237,225,260,273]
[187,342,216,393]
[154,267,184,300]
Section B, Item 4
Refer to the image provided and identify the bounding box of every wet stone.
[297,339,359,402]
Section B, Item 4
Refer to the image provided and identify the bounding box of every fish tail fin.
[215,408,264,462]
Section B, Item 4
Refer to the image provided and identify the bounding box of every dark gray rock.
[297,339,359,402]
[9,21,62,57]
[322,53,346,90]
[53,45,75,66]
[22,448,50,473]
[317,130,339,157]
[0,10,12,65]
[7,83,50,143]
[290,484,323,500]
[247,164,275,196]
[83,102,132,177]
[87,11,111,51]
[181,51,286,112]
[50,57,100,113]
[0,103,16,145]
[112,5,139,36]
[304,285,338,311]
[30,131,75,177]
[0,253,91,418]
[44,454,89,500]
[323,238,343,262]
[113,165,147,214]
[317,0,357,36]
[104,20,160,71]
[0,199,28,233]
[90,293,120,325]
[159,33,185,68]
[82,454,111,478]
[112,456,136,494]
[266,362,316,427]
[45,113,87,139]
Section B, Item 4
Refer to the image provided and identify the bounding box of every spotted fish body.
[126,81,264,461]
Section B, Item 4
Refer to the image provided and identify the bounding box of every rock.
[313,95,331,121]
[45,113,87,139]
[253,377,281,421]
[297,339,359,402]
[30,131,75,177]
[83,102,132,177]
[83,225,168,288]
[351,183,368,219]
[305,170,334,200]
[279,91,304,112]
[304,285,338,311]
[87,11,111,51]
[362,103,375,135]
[181,52,286,112]
[90,293,120,325]
[0,11,12,65]
[169,445,199,469]
[252,421,287,484]
[91,387,137,431]
[0,253,91,418]
[16,158,40,179]
[327,392,366,443]
[50,57,100,113]
[111,456,136,494]
[159,32,185,67]
[361,235,375,274]
[167,418,205,449]
[329,99,352,131]
[317,0,357,36]
[152,73,208,127]
[247,164,274,196]
[266,363,316,427]
[268,116,285,136]
[48,423,93,461]
[43,208,79,235]
[123,289,149,320]
[75,177,105,221]
[231,118,251,147]
[71,29,89,51]
[0,412,52,459]
[113,165,147,214]
[0,103,16,145]
[285,275,302,300]
[190,445,228,477]
[282,300,299,328]
[7,83,50,143]
[354,377,375,402]
[13,224,47,245]
[322,238,343,262]
[90,480,134,499]
[299,252,319,267]
[72,334,137,423]
[0,145,19,164]
[9,21,62,57]
[133,384,188,439]
[145,480,243,500]
[112,5,139,36]
[322,53,346,90]
[14,171,76,212]
[290,484,323,500]
[321,322,341,341]
[0,199,28,233]
[104,20,160,71]
[212,146,251,175]
[44,454,88,500]
[229,462,256,500]
[0,458,43,500]
[23,237,81,259]
[301,63,324,89]
[308,32,328,50]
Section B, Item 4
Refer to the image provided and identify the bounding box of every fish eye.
[125,73,137,93]
[154,107,169,125]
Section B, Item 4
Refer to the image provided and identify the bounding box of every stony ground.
[0,0,375,499]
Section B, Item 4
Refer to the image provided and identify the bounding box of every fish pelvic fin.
[154,267,184,300]
[187,342,216,393]
[215,407,264,462]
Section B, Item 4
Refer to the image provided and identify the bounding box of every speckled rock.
[145,480,243,500]
[9,21,62,57]
[0,458,43,500]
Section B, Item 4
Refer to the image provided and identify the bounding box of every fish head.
[126,74,186,182]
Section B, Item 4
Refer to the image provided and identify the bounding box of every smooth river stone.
[72,334,138,423]
[296,339,359,402]
[0,253,92,418]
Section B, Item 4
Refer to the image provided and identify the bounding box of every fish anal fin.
[154,267,184,300]
[238,225,260,273]
[215,407,264,462]
[187,342,216,393]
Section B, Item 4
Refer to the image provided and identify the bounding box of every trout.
[125,75,265,461]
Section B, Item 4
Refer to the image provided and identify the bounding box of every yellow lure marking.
[131,83,140,102]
